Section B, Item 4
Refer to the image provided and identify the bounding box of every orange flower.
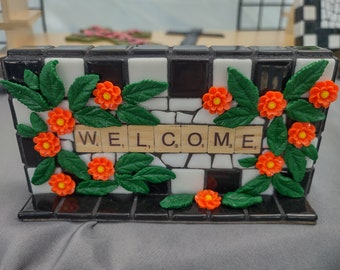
[47,107,76,135]
[48,173,76,196]
[256,151,284,177]
[202,86,233,114]
[194,189,221,210]
[88,157,114,181]
[288,122,316,148]
[33,132,61,157]
[309,80,339,108]
[258,91,287,119]
[93,81,123,110]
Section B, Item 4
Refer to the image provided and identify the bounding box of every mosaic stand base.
[18,194,318,224]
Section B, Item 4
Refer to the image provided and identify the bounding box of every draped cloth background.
[0,77,340,269]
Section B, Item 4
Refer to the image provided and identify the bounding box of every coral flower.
[194,189,221,210]
[202,86,233,115]
[309,80,339,108]
[33,132,61,157]
[47,107,76,135]
[93,81,123,110]
[258,91,287,119]
[288,122,316,148]
[88,157,114,181]
[48,173,76,196]
[256,151,284,177]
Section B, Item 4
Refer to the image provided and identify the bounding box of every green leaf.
[236,175,271,196]
[115,153,153,174]
[267,116,287,155]
[16,124,38,138]
[122,80,168,104]
[30,112,48,133]
[286,99,325,122]
[283,60,328,100]
[301,144,318,161]
[222,192,262,208]
[73,106,122,127]
[116,103,160,125]
[24,69,39,90]
[227,67,259,112]
[160,194,194,209]
[284,144,307,182]
[132,166,176,183]
[272,174,305,198]
[76,180,119,196]
[0,80,51,111]
[57,150,91,181]
[117,178,150,194]
[238,157,258,168]
[68,74,99,111]
[39,60,65,107]
[214,107,258,128]
[31,158,55,185]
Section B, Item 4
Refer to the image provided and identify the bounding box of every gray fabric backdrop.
[0,81,340,270]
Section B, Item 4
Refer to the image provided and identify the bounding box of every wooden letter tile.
[101,126,129,152]
[128,125,155,152]
[154,125,181,153]
[234,126,263,154]
[181,125,208,153]
[208,126,235,153]
[74,125,102,153]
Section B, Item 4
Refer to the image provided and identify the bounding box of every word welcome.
[74,125,263,154]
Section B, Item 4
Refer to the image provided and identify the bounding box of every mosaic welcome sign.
[1,45,338,223]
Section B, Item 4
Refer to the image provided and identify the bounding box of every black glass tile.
[294,6,303,23]
[253,46,293,56]
[210,205,245,221]
[55,195,99,219]
[275,195,317,222]
[254,60,292,94]
[86,60,125,88]
[247,195,282,221]
[87,45,129,56]
[131,45,169,55]
[4,59,43,84]
[172,45,209,55]
[46,45,93,57]
[134,195,169,220]
[18,194,61,220]
[206,169,241,194]
[147,181,169,194]
[16,135,44,167]
[7,46,54,56]
[305,22,318,34]
[96,194,135,220]
[169,60,209,97]
[294,46,333,57]
[171,203,208,221]
[210,46,252,57]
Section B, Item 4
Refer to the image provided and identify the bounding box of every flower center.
[103,92,112,100]
[267,101,277,110]
[56,118,65,126]
[97,165,105,173]
[58,182,66,189]
[205,194,213,201]
[298,131,307,139]
[320,90,330,99]
[266,161,275,169]
[42,142,51,149]
[213,97,221,106]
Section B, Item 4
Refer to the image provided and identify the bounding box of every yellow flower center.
[56,118,65,126]
[97,165,105,173]
[58,182,66,189]
[42,142,51,149]
[298,131,307,139]
[205,194,213,201]
[213,97,221,106]
[266,161,275,169]
[320,90,330,99]
[267,101,277,110]
[103,92,112,100]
